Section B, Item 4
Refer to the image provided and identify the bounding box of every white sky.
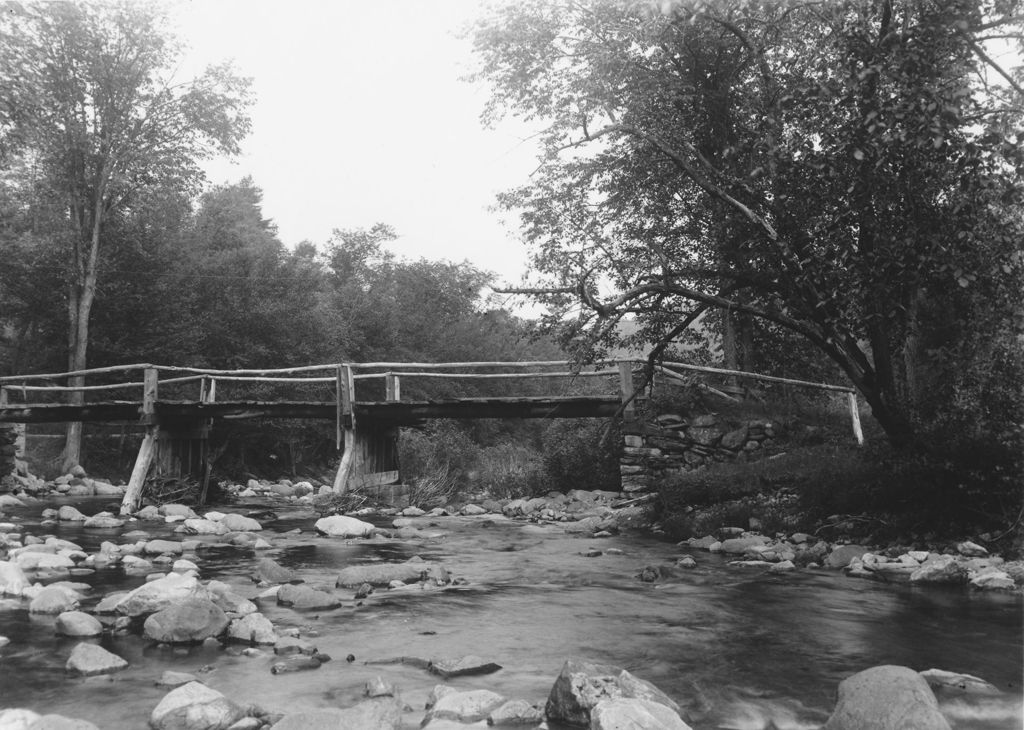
[173,0,539,282]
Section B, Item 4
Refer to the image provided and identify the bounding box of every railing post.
[386,372,400,402]
[200,376,217,404]
[0,386,7,407]
[141,368,158,425]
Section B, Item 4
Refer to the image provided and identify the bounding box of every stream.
[0,496,1021,729]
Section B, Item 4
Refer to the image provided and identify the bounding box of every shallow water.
[0,497,1021,729]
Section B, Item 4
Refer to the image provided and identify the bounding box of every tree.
[0,1,252,469]
[472,0,1024,452]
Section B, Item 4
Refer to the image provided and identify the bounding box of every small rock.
[66,642,128,676]
[313,515,375,538]
[149,681,245,730]
[226,613,277,645]
[429,655,502,678]
[486,699,545,726]
[591,698,692,729]
[55,611,103,637]
[957,540,988,557]
[253,557,300,584]
[675,556,697,569]
[822,665,950,729]
[276,584,340,610]
[970,570,1015,591]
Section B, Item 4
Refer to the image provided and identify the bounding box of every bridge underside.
[0,396,622,426]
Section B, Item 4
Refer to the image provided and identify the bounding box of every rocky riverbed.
[0,474,1021,729]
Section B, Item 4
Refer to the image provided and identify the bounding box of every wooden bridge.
[0,360,645,513]
[0,359,862,515]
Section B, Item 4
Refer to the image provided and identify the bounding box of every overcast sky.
[173,0,538,282]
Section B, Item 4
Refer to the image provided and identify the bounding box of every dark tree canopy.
[472,0,1024,454]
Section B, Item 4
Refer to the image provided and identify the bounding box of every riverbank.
[0,481,1020,729]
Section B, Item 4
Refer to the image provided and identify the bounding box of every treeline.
[0,178,545,374]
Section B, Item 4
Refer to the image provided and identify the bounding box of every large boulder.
[55,611,103,637]
[424,688,506,724]
[825,545,868,569]
[220,513,262,532]
[545,659,680,727]
[591,698,693,729]
[0,708,41,728]
[718,536,768,555]
[271,697,402,730]
[910,555,967,584]
[335,557,446,588]
[314,515,376,538]
[822,665,951,729]
[254,558,300,584]
[276,584,341,610]
[179,518,228,536]
[115,573,211,617]
[65,642,128,676]
[57,506,87,522]
[226,613,276,645]
[82,512,125,529]
[143,598,229,643]
[29,586,79,614]
[143,540,184,556]
[149,682,245,730]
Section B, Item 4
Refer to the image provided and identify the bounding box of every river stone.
[546,659,680,727]
[429,655,502,678]
[0,494,25,509]
[143,598,229,643]
[271,696,402,730]
[970,570,1015,590]
[591,698,693,729]
[82,512,124,529]
[0,708,41,728]
[314,515,376,538]
[149,681,245,730]
[115,573,211,616]
[180,518,229,536]
[486,699,544,726]
[225,613,276,645]
[221,513,262,532]
[57,506,87,522]
[15,552,75,571]
[823,665,951,729]
[425,688,505,724]
[910,555,967,584]
[206,580,257,615]
[919,668,1001,696]
[824,544,867,569]
[276,583,340,610]
[159,504,197,518]
[684,536,718,550]
[65,642,128,676]
[254,557,300,584]
[55,611,103,637]
[956,540,988,557]
[144,540,184,556]
[335,558,444,588]
[273,636,317,655]
[718,536,768,555]
[0,559,29,595]
[270,655,329,673]
[29,586,79,614]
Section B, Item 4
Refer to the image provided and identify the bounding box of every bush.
[540,419,621,492]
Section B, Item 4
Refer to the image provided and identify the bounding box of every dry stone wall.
[620,413,776,492]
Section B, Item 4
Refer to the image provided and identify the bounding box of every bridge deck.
[0,395,622,426]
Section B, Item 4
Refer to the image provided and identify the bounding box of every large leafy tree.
[0,1,252,469]
[472,0,1024,451]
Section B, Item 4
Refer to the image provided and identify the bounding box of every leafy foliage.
[472,0,1024,466]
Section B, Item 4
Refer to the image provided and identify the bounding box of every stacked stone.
[620,413,776,491]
